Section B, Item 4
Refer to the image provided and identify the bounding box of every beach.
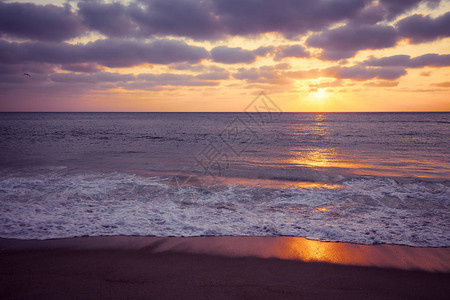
[1,236,449,299]
[1,0,450,298]
[1,113,449,299]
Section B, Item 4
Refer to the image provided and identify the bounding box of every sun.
[312,88,329,99]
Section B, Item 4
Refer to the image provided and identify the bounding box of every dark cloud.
[352,0,441,24]
[131,0,223,40]
[307,24,399,60]
[274,45,309,61]
[0,39,209,67]
[0,62,53,83]
[213,0,369,38]
[252,46,275,56]
[77,1,139,37]
[325,65,407,80]
[50,72,134,84]
[378,0,439,20]
[2,68,220,91]
[397,12,450,43]
[364,53,450,68]
[211,46,255,64]
[364,55,411,67]
[0,2,85,42]
[0,0,447,47]
[77,0,370,40]
[61,63,102,73]
[83,39,209,67]
[406,53,450,68]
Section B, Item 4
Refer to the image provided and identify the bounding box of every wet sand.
[1,236,449,299]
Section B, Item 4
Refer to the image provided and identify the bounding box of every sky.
[0,0,449,112]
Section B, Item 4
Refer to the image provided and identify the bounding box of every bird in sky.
[23,73,31,77]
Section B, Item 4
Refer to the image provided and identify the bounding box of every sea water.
[0,112,448,246]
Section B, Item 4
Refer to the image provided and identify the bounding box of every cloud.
[0,39,209,68]
[7,69,221,91]
[378,0,440,20]
[83,39,209,67]
[307,24,399,60]
[132,0,223,40]
[325,65,407,80]
[397,12,450,43]
[61,63,101,73]
[364,53,450,68]
[132,73,219,88]
[0,2,85,42]
[431,81,450,87]
[1,0,447,46]
[233,64,292,84]
[274,45,309,60]
[350,0,440,25]
[211,46,255,64]
[364,81,399,87]
[50,72,134,84]
[79,0,370,40]
[77,1,139,38]
[252,46,275,56]
[0,62,53,83]
[195,70,229,80]
[212,0,368,38]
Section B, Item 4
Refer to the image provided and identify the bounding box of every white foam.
[0,170,449,247]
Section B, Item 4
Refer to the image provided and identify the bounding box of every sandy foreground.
[0,236,449,299]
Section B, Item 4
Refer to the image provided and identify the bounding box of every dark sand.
[1,236,449,299]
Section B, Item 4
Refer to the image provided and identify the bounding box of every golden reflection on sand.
[2,236,449,272]
[276,237,450,272]
[149,236,450,272]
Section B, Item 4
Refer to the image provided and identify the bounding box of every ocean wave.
[0,168,448,247]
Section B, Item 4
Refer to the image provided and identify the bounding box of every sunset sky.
[0,0,449,112]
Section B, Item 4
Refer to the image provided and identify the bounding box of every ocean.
[0,112,449,246]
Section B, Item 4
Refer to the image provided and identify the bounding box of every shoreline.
[1,236,449,299]
[1,236,449,272]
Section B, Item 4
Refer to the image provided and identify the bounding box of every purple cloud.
[0,39,209,67]
[378,0,440,20]
[50,72,135,84]
[0,0,447,46]
[77,1,139,38]
[77,0,370,40]
[61,63,102,73]
[134,73,219,87]
[274,45,309,61]
[0,62,53,83]
[233,64,292,84]
[397,12,450,43]
[364,54,450,68]
[211,46,255,64]
[132,0,223,40]
[0,2,85,42]
[325,65,407,80]
[83,39,209,67]
[307,24,399,60]
[213,0,368,38]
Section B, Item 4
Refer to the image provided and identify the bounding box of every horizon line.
[1,111,449,113]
